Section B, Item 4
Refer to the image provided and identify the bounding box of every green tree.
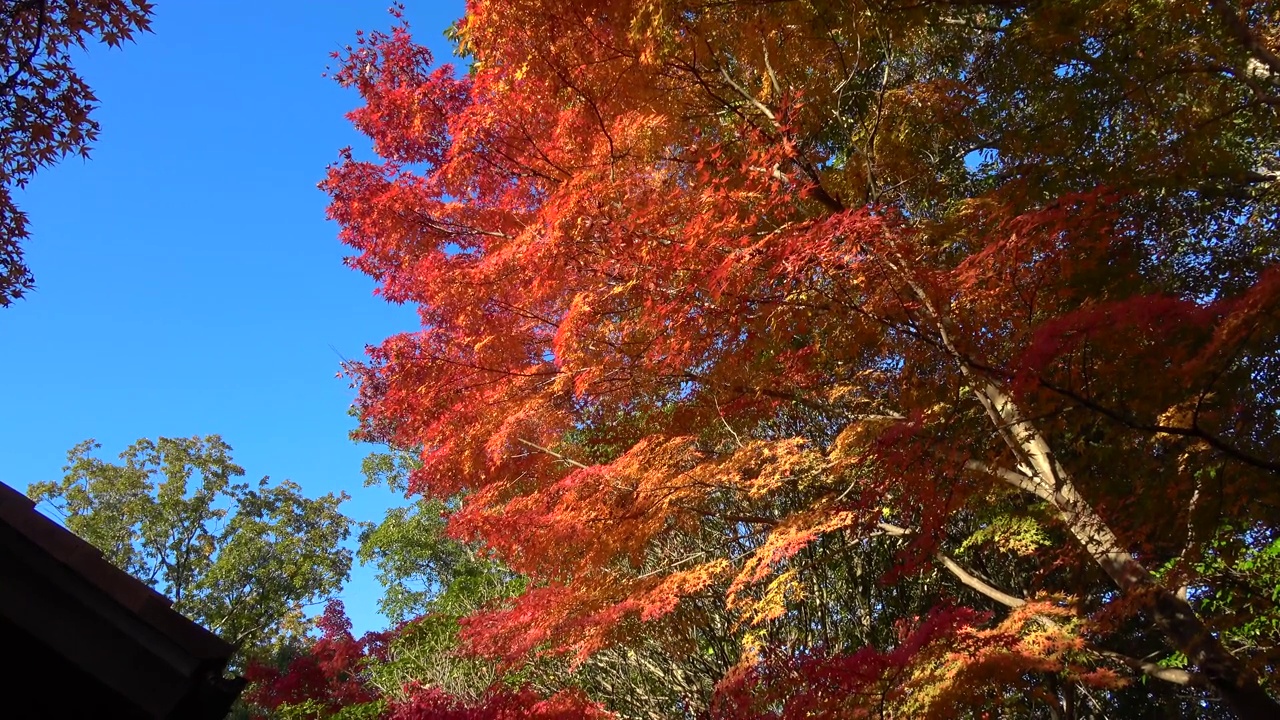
[28,435,354,655]
[356,449,518,702]
[357,449,515,623]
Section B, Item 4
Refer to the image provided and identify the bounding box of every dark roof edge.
[0,481,236,662]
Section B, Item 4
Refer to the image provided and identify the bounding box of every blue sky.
[0,1,463,634]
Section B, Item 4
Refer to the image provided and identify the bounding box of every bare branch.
[964,459,1053,502]
[517,438,590,470]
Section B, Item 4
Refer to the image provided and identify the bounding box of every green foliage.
[959,513,1053,558]
[330,701,388,720]
[27,435,354,655]
[356,449,522,701]
[358,449,519,623]
[1192,525,1280,677]
[265,698,387,720]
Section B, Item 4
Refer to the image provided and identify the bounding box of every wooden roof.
[0,481,244,718]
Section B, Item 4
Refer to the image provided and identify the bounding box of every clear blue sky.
[0,1,463,634]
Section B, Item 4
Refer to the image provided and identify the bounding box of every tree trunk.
[977,382,1280,719]
[887,251,1278,717]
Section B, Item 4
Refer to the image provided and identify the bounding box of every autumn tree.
[0,0,152,305]
[326,2,1280,717]
[240,599,617,720]
[355,447,722,718]
[240,600,389,719]
[28,435,354,655]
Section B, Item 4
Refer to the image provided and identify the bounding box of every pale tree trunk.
[884,255,1278,717]
[973,381,1279,719]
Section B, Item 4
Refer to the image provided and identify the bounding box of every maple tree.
[323,1,1280,717]
[354,448,715,718]
[0,0,152,305]
[241,600,388,719]
[242,601,613,720]
[357,449,520,626]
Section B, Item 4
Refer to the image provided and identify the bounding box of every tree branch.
[1095,649,1206,687]
[936,553,1028,609]
[964,459,1053,502]
[0,0,49,100]
[1210,0,1280,79]
[516,438,590,469]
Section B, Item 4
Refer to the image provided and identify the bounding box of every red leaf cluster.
[243,601,386,715]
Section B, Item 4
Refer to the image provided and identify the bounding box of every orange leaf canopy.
[325,1,1280,715]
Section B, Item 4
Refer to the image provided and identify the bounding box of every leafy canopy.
[315,0,1280,717]
[28,435,354,655]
